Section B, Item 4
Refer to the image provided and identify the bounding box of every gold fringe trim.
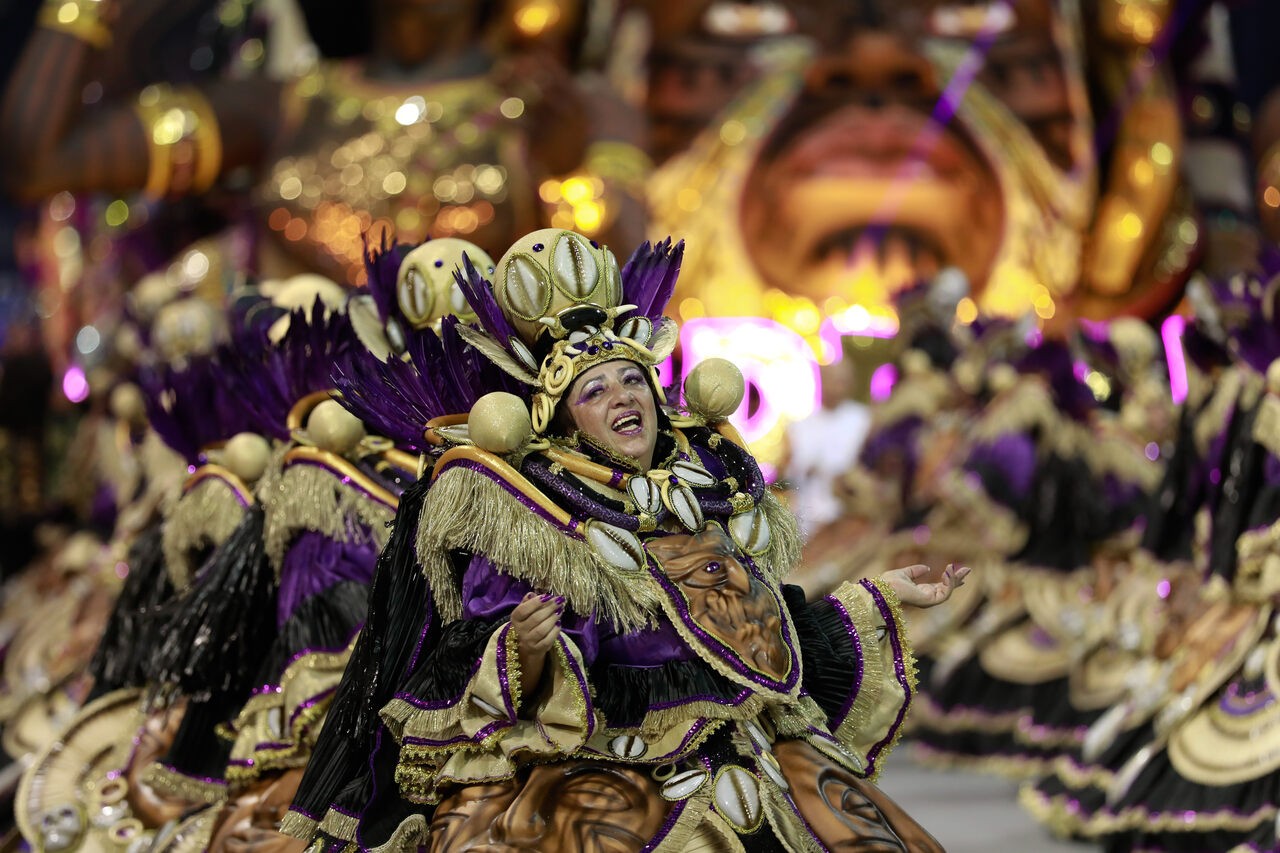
[278,810,318,840]
[971,379,1059,446]
[1085,427,1162,493]
[416,463,664,631]
[650,790,714,853]
[264,457,395,574]
[911,696,1025,734]
[758,490,802,582]
[1077,801,1278,838]
[911,744,1052,780]
[1049,754,1116,790]
[162,471,251,590]
[317,808,360,842]
[141,762,228,805]
[366,813,428,853]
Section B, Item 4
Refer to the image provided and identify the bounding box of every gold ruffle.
[225,637,357,787]
[825,582,888,752]
[162,468,252,590]
[391,627,594,804]
[263,452,395,574]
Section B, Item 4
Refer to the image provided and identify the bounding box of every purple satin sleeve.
[965,433,1036,500]
[461,556,601,665]
[276,530,381,627]
[460,556,695,668]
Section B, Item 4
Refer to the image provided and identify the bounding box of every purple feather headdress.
[228,302,361,440]
[333,317,526,453]
[141,352,261,464]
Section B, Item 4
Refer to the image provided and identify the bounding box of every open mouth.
[611,412,643,436]
[812,224,946,282]
[742,101,1004,293]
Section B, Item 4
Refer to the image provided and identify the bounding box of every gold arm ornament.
[134,85,224,199]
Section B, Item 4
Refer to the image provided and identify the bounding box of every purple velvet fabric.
[277,531,381,627]
[460,556,694,668]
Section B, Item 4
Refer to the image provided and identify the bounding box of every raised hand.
[510,591,564,706]
[879,563,971,609]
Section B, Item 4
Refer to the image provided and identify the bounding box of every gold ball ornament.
[152,299,223,362]
[469,392,533,454]
[396,239,493,329]
[108,383,147,426]
[223,433,272,483]
[684,358,745,422]
[268,274,348,343]
[306,401,366,455]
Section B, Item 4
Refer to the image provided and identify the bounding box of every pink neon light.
[62,365,89,403]
[1161,315,1188,405]
[869,364,898,402]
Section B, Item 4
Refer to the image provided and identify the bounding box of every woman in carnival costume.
[284,228,968,852]
[1026,255,1280,852]
[910,329,1151,777]
[1019,282,1256,844]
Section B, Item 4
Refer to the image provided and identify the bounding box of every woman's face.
[565,361,658,470]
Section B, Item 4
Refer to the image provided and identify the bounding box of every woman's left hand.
[879,563,971,609]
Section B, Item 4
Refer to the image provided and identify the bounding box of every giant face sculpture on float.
[649,0,1194,328]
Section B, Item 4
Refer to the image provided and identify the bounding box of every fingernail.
[540,593,552,601]
[555,595,565,603]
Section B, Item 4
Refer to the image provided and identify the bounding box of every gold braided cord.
[38,0,111,47]
[140,763,227,805]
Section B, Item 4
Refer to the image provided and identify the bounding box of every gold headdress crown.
[456,229,681,435]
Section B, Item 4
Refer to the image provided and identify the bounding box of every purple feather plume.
[619,238,684,322]
[363,233,412,325]
[455,255,519,345]
[333,318,527,452]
